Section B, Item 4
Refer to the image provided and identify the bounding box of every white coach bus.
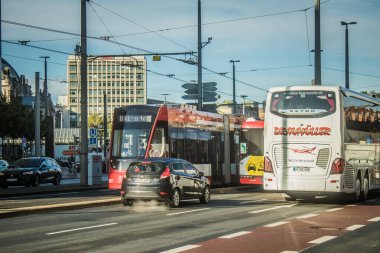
[263,86,380,201]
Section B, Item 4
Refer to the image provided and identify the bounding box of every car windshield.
[11,159,40,168]
[127,162,165,176]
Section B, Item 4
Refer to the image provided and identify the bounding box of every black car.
[120,158,211,208]
[0,157,62,189]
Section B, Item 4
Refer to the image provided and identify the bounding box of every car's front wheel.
[1,184,8,189]
[200,186,210,204]
[33,175,40,187]
[169,189,181,208]
[53,174,61,185]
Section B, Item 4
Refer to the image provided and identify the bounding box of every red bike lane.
[162,200,380,253]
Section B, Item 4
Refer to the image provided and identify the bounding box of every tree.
[361,90,379,98]
[88,114,103,128]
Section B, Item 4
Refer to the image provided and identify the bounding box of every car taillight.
[264,156,273,173]
[160,167,171,179]
[331,158,345,174]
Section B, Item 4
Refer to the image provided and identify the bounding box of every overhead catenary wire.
[4,0,372,99]
[3,53,66,66]
[88,0,193,52]
[2,40,72,55]
[88,1,128,55]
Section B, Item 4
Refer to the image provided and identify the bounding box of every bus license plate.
[7,178,18,182]
[293,167,310,172]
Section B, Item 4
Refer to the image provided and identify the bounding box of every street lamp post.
[161,93,169,104]
[241,95,248,115]
[230,60,240,115]
[341,21,357,89]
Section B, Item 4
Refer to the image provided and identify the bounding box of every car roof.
[17,157,54,161]
[135,158,190,164]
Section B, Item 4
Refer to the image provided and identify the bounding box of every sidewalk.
[0,173,109,197]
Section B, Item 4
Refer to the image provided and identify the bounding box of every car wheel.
[169,189,181,208]
[122,199,134,206]
[25,184,30,187]
[361,176,369,201]
[200,186,210,204]
[53,174,61,185]
[1,184,8,189]
[33,175,40,187]
[353,177,361,202]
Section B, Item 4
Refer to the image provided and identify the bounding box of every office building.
[67,55,147,128]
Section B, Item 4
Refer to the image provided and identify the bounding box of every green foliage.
[0,95,34,140]
[361,90,379,98]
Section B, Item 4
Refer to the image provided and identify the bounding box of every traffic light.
[74,136,80,145]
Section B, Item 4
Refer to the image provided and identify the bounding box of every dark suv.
[120,158,211,208]
[0,157,62,189]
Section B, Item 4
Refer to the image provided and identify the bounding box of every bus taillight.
[264,157,273,173]
[330,158,345,174]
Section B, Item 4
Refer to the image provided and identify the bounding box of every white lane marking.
[308,236,337,244]
[249,204,296,214]
[1,192,81,200]
[218,231,251,239]
[346,224,365,231]
[240,199,267,204]
[46,223,118,235]
[160,245,201,253]
[166,208,210,216]
[296,213,320,219]
[264,221,289,227]
[281,251,299,253]
[346,204,356,207]
[368,217,380,222]
[326,208,343,212]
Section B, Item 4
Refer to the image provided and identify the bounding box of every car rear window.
[127,162,165,175]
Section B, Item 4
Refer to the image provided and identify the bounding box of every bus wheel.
[361,176,369,201]
[353,177,361,202]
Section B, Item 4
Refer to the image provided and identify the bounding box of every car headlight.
[23,171,34,175]
[0,172,4,176]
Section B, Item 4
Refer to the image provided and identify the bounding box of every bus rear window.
[270,91,335,117]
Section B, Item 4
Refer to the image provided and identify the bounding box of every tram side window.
[169,128,185,159]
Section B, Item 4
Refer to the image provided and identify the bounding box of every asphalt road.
[1,189,379,253]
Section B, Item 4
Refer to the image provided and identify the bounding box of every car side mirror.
[40,164,47,169]
[199,172,204,177]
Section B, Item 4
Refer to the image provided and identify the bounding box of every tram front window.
[112,128,149,158]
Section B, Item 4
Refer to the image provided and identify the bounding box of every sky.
[2,0,380,105]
